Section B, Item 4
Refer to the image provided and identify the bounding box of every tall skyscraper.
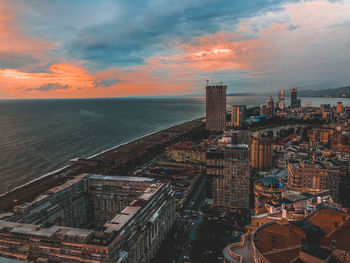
[231,105,247,127]
[291,87,297,103]
[251,138,273,170]
[206,84,227,131]
[278,88,285,110]
[291,88,301,108]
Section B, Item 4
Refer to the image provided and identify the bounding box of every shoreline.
[1,117,203,197]
[87,118,201,159]
[0,117,204,211]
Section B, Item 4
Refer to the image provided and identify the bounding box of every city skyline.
[1,0,350,99]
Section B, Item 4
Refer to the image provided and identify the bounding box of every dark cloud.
[67,0,298,68]
[0,51,39,69]
[26,83,70,92]
[93,78,120,88]
[286,24,300,31]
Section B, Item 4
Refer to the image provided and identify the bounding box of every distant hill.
[298,85,350,98]
[227,92,256,96]
[227,85,350,98]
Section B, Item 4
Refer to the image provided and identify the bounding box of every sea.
[1,96,349,194]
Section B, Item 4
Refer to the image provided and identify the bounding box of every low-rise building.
[287,160,340,200]
[166,141,207,164]
[254,177,285,215]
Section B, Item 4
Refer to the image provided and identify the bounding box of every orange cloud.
[2,0,348,98]
[0,62,194,99]
[0,63,94,98]
[146,31,265,72]
[0,29,266,98]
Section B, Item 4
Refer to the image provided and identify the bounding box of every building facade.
[253,177,285,215]
[291,88,301,108]
[0,174,176,263]
[251,138,273,170]
[287,160,340,199]
[278,88,285,110]
[231,105,247,128]
[211,145,250,209]
[267,96,275,117]
[205,85,227,131]
[336,101,344,113]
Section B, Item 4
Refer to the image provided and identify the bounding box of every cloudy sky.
[0,0,350,98]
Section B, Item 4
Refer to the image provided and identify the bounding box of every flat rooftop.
[0,221,93,241]
[105,206,142,233]
[88,174,154,182]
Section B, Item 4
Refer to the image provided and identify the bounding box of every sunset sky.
[0,0,350,99]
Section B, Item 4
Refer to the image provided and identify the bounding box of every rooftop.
[262,176,280,188]
[88,174,154,182]
[105,206,142,233]
[253,208,350,263]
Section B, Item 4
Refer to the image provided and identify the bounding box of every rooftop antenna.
[206,79,209,86]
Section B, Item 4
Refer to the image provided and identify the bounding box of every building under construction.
[205,84,227,131]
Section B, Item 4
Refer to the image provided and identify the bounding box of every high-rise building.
[267,96,275,117]
[291,88,301,108]
[260,105,270,116]
[278,88,285,110]
[291,87,297,102]
[337,101,344,113]
[211,144,250,209]
[231,105,247,127]
[206,84,227,131]
[251,138,273,170]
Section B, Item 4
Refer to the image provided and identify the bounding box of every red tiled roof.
[307,209,346,235]
[275,134,298,146]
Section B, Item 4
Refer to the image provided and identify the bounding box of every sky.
[0,0,350,99]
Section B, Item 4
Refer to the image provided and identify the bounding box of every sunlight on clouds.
[0,0,350,97]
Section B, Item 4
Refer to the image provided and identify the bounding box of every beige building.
[0,174,176,263]
[287,160,340,200]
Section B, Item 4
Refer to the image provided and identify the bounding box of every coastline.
[0,117,204,212]
[86,118,200,159]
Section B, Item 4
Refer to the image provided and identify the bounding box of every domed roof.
[262,176,279,188]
